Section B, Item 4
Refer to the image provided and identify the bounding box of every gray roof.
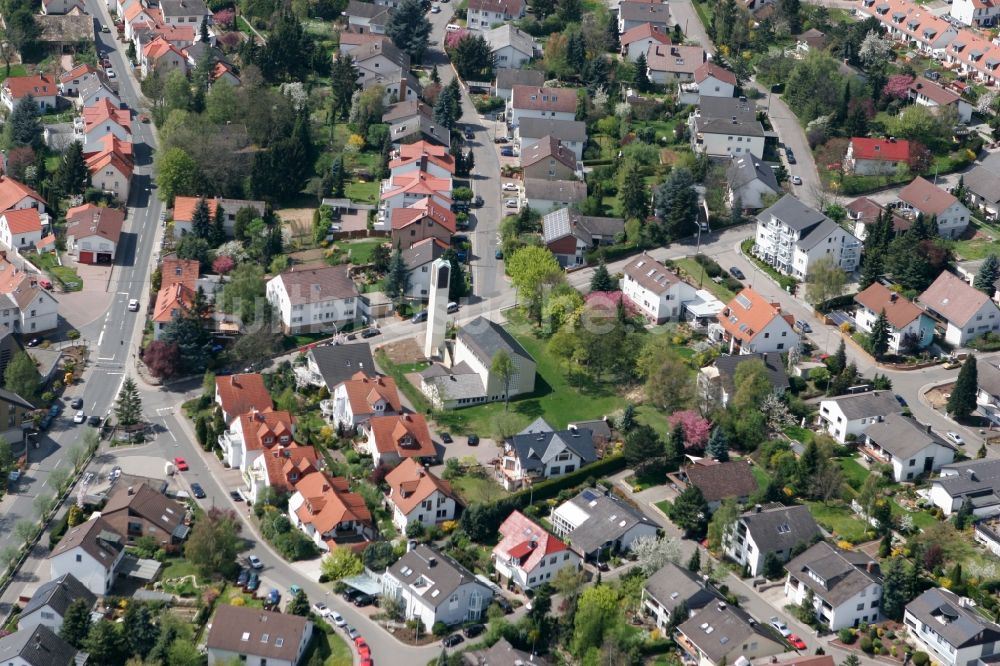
[569,418,612,440]
[382,100,433,124]
[308,342,376,388]
[727,154,780,193]
[933,458,1000,504]
[485,24,535,56]
[77,75,117,103]
[738,503,821,554]
[757,194,830,234]
[0,626,77,666]
[796,218,855,252]
[518,117,587,143]
[402,239,447,270]
[712,352,789,398]
[21,574,95,621]
[905,587,1000,649]
[420,363,486,401]
[644,561,721,616]
[965,153,1000,205]
[863,413,955,460]
[508,429,596,474]
[786,541,880,607]
[457,317,533,365]
[558,487,656,554]
[822,390,904,421]
[346,0,391,19]
[159,0,208,17]
[542,207,624,245]
[678,602,782,664]
[694,97,763,137]
[495,68,545,91]
[523,178,587,202]
[979,360,1000,397]
[0,386,35,410]
[353,38,410,71]
[619,0,670,22]
[387,544,491,609]
[462,638,547,666]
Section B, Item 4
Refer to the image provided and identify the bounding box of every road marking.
[97,331,104,346]
[156,407,174,415]
[97,356,116,361]
[117,291,129,296]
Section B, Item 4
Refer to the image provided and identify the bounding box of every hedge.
[586,244,640,264]
[49,511,70,549]
[815,292,858,314]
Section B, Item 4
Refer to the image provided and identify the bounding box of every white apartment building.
[754,195,860,279]
[265,265,359,335]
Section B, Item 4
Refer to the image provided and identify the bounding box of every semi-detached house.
[785,541,883,630]
[918,270,1000,346]
[467,0,525,31]
[266,265,359,335]
[689,96,765,159]
[817,390,904,443]
[642,562,721,632]
[853,282,934,353]
[725,503,821,577]
[516,118,587,162]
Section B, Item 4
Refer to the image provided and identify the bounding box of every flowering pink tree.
[213,8,235,28]
[668,410,711,450]
[584,291,640,317]
[212,255,235,275]
[883,75,914,100]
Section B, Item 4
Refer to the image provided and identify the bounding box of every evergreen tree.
[654,167,699,239]
[431,65,440,84]
[667,422,686,467]
[123,602,160,659]
[330,155,345,198]
[975,254,1000,294]
[623,424,664,474]
[190,197,213,240]
[606,15,620,51]
[56,141,89,195]
[705,426,729,462]
[567,32,587,72]
[584,55,610,89]
[830,339,847,375]
[60,599,92,648]
[869,309,890,358]
[433,84,459,129]
[619,159,649,220]
[590,262,616,292]
[670,485,709,537]
[881,556,916,620]
[927,214,939,237]
[836,81,850,125]
[878,532,892,558]
[954,175,968,204]
[384,243,410,309]
[385,0,432,63]
[911,213,930,240]
[619,404,637,432]
[442,249,468,302]
[954,497,974,529]
[9,96,41,148]
[947,355,978,418]
[115,376,142,427]
[212,203,226,246]
[687,549,701,573]
[780,0,802,33]
[330,51,360,120]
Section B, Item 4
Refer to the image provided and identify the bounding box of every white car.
[769,617,791,637]
[73,410,85,424]
[504,198,519,209]
[430,3,440,11]
[946,431,965,446]
[312,602,331,618]
[445,23,461,31]
[106,69,116,79]
[248,554,263,569]
[330,612,346,628]
[128,299,139,311]
[502,182,519,192]
[791,175,803,185]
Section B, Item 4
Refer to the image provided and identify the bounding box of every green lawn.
[890,500,938,530]
[783,425,814,445]
[161,557,198,582]
[0,65,27,84]
[655,499,672,516]
[450,473,505,504]
[674,258,737,302]
[344,180,379,204]
[340,238,386,264]
[806,501,869,543]
[953,218,1000,261]
[751,464,770,488]
[838,457,869,491]
[325,631,352,666]
[31,252,82,291]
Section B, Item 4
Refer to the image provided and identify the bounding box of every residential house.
[86,139,133,202]
[219,408,295,471]
[516,118,587,162]
[0,261,59,334]
[493,511,580,592]
[0,626,79,666]
[462,639,547,666]
[362,412,436,467]
[401,237,448,300]
[123,1,161,40]
[328,371,401,428]
[919,270,1000,346]
[58,63,99,96]
[101,482,190,550]
[497,418,596,491]
[963,152,1000,219]
[385,458,459,532]
[390,141,456,181]
[294,342,375,390]
[753,195,861,278]
[172,196,267,236]
[620,22,671,62]
[903,587,1000,666]
[351,39,420,106]
[18,574,95,633]
[978,359,1000,427]
[507,85,578,127]
[494,67,544,99]
[43,0,86,13]
[77,75,121,110]
[0,209,43,252]
[206,605,313,666]
[698,352,789,408]
[382,544,493,629]
[725,503,822,576]
[676,601,786,666]
[1,75,56,113]
[64,203,124,264]
[484,24,535,67]
[909,76,973,123]
[378,170,453,225]
[861,0,959,58]
[817,391,904,443]
[288,472,373,551]
[245,442,319,505]
[383,100,451,147]
[618,0,671,32]
[622,253,697,323]
[853,282,934,353]
[846,196,911,240]
[214,374,273,425]
[951,0,1000,26]
[210,61,241,86]
[521,179,587,213]
[550,486,658,560]
[642,562,721,632]
[541,208,624,268]
[796,27,828,51]
[265,265,359,335]
[713,288,799,355]
[0,177,46,214]
[77,98,132,153]
[896,176,971,239]
[390,198,455,249]
[159,0,209,26]
[726,154,781,210]
[520,136,579,180]
[689,96,765,159]
[678,62,737,105]
[844,137,911,176]
[141,37,189,79]
[48,515,125,595]
[345,0,392,34]
[339,30,389,53]
[862,413,956,482]
[645,44,707,85]
[785,541,883,630]
[929,458,1000,517]
[466,0,526,31]
[672,460,759,511]
[150,283,195,340]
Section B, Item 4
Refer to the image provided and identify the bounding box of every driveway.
[429,433,498,468]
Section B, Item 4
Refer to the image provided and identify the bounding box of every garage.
[96,252,113,263]
[78,251,93,264]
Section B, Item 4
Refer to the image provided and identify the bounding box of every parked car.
[443,634,464,648]
[791,175,803,185]
[190,483,206,498]
[729,267,745,280]
[788,634,807,650]
[464,129,474,140]
[246,572,260,591]
[447,301,459,313]
[312,602,331,618]
[946,431,965,446]
[237,569,249,587]
[330,612,346,628]
[412,310,428,323]
[248,554,263,569]
[346,626,360,640]
[445,23,461,31]
[473,195,484,207]
[343,589,361,603]
[173,457,189,471]
[267,589,281,606]
[358,645,372,660]
[353,594,375,607]
[795,320,812,334]
[924,69,941,80]
[440,432,453,443]
[26,337,42,347]
[504,198,518,208]
[495,249,503,259]
[361,328,380,339]
[500,147,514,157]
[430,2,440,10]
[467,434,480,446]
[87,415,102,427]
[70,398,83,409]
[769,617,791,637]
[495,597,513,614]
[785,150,796,165]
[73,411,85,424]
[110,466,121,481]
[230,490,243,501]
[494,136,509,144]
[463,624,485,638]
[290,584,302,597]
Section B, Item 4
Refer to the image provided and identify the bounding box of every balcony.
[320,399,336,420]
[218,429,240,452]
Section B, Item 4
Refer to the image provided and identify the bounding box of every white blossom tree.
[632,535,681,575]
[977,91,997,115]
[859,31,894,70]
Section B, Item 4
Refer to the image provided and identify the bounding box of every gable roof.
[216,373,272,419]
[854,282,924,330]
[644,561,721,614]
[507,421,596,474]
[542,207,624,245]
[48,515,124,567]
[495,510,568,573]
[523,178,587,202]
[0,626,77,666]
[338,371,402,415]
[849,137,910,162]
[727,154,780,193]
[964,153,1000,204]
[511,85,577,113]
[620,22,672,46]
[386,458,458,516]
[402,236,448,270]
[484,24,535,56]
[3,75,55,100]
[521,136,577,171]
[696,62,737,85]
[160,253,200,289]
[59,63,97,84]
[173,196,218,223]
[822,390,904,421]
[468,0,524,15]
[390,197,456,233]
[712,352,789,397]
[787,541,880,607]
[718,288,794,344]
[0,177,46,211]
[387,543,487,608]
[64,204,124,245]
[367,413,436,459]
[21,574,96,621]
[557,487,656,554]
[382,99,433,124]
[381,171,453,202]
[919,270,995,327]
[684,460,758,502]
[846,196,911,232]
[898,176,960,216]
[159,0,208,17]
[152,283,196,324]
[623,254,683,295]
[237,409,295,452]
[260,442,319,494]
[275,265,358,305]
[103,482,188,538]
[392,141,457,174]
[909,76,961,105]
[738,503,821,554]
[1,208,42,236]
[517,117,587,143]
[905,587,1000,648]
[677,601,780,664]
[863,412,955,459]
[207,605,311,661]
[293,472,372,536]
[645,43,706,75]
[457,317,533,365]
[758,194,830,233]
[693,96,762,136]
[619,0,670,21]
[495,68,545,90]
[307,343,376,388]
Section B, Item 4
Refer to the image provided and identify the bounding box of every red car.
[360,660,373,666]
[788,634,807,650]
[173,457,189,471]
[358,646,371,660]
[354,637,367,648]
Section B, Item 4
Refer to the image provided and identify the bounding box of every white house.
[507,85,578,127]
[214,372,272,426]
[466,0,526,31]
[817,391,904,444]
[622,253,698,324]
[689,97,766,159]
[64,203,124,265]
[642,562,721,632]
[0,209,42,252]
[919,270,1000,346]
[18,574,95,633]
[897,176,971,239]
[516,118,587,162]
[1,75,57,113]
[951,0,1000,27]
[725,504,821,577]
[909,76,973,123]
[47,516,125,596]
[844,137,911,176]
[484,24,535,67]
[785,541,883,631]
[328,372,401,429]
[713,288,800,355]
[618,0,670,32]
[159,0,210,26]
[218,409,295,472]
[679,62,737,105]
[853,282,935,353]
[385,459,459,533]
[0,260,59,334]
[401,238,448,300]
[620,22,671,62]
[726,154,781,211]
[382,544,493,629]
[492,511,580,591]
[676,602,786,666]
[978,360,1000,427]
[206,605,313,666]
[362,413,437,467]
[929,458,1000,517]
[862,413,957,482]
[645,44,706,85]
[266,266,359,335]
[904,588,1000,666]
[497,418,597,491]
[550,487,658,560]
[753,195,860,279]
[0,626,79,666]
[964,153,1000,221]
[520,179,587,214]
[288,472,373,551]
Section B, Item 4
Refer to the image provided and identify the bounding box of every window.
[76,554,82,562]
[857,603,864,611]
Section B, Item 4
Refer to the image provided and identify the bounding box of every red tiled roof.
[339,371,402,416]
[216,374,272,420]
[695,62,737,85]
[262,442,319,494]
[3,75,55,99]
[60,64,96,83]
[511,85,577,113]
[389,197,456,234]
[718,287,794,343]
[897,176,958,216]
[367,413,436,459]
[620,22,672,46]
[82,98,131,134]
[381,171,452,202]
[494,510,568,573]
[152,282,196,323]
[293,472,372,535]
[237,409,295,452]
[160,253,200,290]
[849,137,910,162]
[385,458,457,516]
[0,177,46,212]
[173,196,218,223]
[65,203,124,245]
[86,149,134,180]
[1,209,41,235]
[854,282,924,329]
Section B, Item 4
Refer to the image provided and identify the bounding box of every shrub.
[860,637,874,654]
[432,621,448,637]
[838,628,856,644]
[912,652,930,666]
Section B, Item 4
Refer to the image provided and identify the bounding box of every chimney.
[866,561,875,573]
[890,293,898,302]
[428,556,437,567]
[927,424,933,433]
[127,486,134,495]
[754,504,762,513]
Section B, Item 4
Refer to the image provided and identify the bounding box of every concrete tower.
[424,257,451,359]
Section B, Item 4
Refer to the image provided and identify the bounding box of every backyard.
[952,218,1000,261]
[30,252,82,291]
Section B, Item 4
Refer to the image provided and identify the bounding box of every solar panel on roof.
[735,294,752,309]
[581,489,598,501]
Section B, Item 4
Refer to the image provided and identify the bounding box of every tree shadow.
[512,399,543,420]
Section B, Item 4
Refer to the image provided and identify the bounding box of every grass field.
[674,258,737,302]
[952,218,1000,261]
[0,65,27,84]
[344,180,379,204]
[783,425,815,445]
[806,501,869,543]
[838,457,869,491]
[340,238,385,264]
[32,252,82,291]
[450,473,504,504]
